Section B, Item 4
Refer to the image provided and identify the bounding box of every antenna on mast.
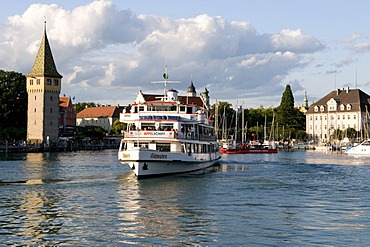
[355,69,358,89]
[151,64,181,101]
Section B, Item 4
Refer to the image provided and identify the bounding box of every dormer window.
[320,105,325,112]
[346,104,351,110]
[340,104,345,110]
[327,98,338,111]
[314,106,319,112]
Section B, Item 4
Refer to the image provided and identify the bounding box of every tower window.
[54,79,59,86]
[30,79,34,85]
[47,78,52,85]
[50,96,53,101]
[50,108,53,113]
[37,79,40,85]
[35,96,37,100]
[34,108,36,112]
[50,121,52,126]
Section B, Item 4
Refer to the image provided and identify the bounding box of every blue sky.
[1,0,370,108]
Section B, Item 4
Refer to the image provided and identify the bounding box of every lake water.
[0,150,369,246]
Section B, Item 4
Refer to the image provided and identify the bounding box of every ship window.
[139,106,145,111]
[159,123,173,130]
[141,123,155,130]
[186,107,193,114]
[180,106,186,112]
[156,143,170,152]
[134,142,149,148]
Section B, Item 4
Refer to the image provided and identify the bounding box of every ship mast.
[151,65,180,101]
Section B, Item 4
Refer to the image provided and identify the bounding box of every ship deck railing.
[124,130,216,141]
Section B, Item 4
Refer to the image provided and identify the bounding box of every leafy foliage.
[81,126,107,140]
[74,102,98,113]
[0,70,27,141]
[111,120,127,135]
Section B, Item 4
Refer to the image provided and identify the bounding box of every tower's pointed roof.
[187,80,196,93]
[28,22,62,78]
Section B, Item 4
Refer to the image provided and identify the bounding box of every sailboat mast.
[264,115,267,140]
[215,101,219,140]
[235,102,238,141]
[242,105,245,143]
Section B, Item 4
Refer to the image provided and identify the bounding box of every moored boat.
[220,139,278,154]
[118,69,221,178]
[345,139,370,155]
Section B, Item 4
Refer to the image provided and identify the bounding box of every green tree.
[345,127,357,140]
[276,84,295,126]
[82,126,106,140]
[0,70,27,141]
[275,84,306,141]
[111,120,127,135]
[331,129,343,140]
[74,102,98,113]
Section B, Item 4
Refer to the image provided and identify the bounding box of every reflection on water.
[1,187,64,246]
[0,150,370,245]
[116,171,219,246]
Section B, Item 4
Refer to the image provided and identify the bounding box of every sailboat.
[219,107,277,154]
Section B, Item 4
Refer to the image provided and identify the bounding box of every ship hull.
[119,147,221,178]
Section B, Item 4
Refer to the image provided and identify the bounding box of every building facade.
[306,87,370,143]
[59,96,76,128]
[26,23,62,145]
[76,106,125,132]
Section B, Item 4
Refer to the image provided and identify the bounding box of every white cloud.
[0,0,324,107]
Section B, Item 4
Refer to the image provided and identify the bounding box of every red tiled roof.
[59,97,70,108]
[77,106,120,118]
[306,88,370,113]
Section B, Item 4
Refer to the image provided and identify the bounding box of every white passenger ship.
[118,72,221,178]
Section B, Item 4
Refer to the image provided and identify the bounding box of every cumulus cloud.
[0,0,324,107]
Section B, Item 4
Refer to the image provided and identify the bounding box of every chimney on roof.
[337,88,341,95]
[346,87,349,93]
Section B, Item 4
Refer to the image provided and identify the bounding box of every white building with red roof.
[76,105,125,132]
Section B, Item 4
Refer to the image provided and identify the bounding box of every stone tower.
[26,22,62,146]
